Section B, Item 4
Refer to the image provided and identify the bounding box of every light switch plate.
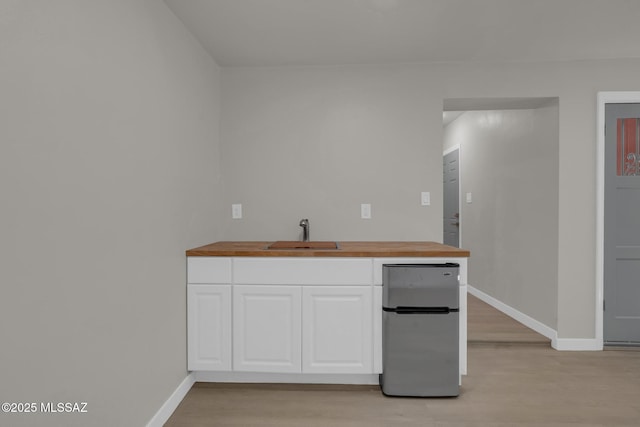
[466,193,472,204]
[232,204,242,219]
[361,203,372,219]
[421,192,431,206]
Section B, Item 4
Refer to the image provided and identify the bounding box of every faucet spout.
[299,218,310,242]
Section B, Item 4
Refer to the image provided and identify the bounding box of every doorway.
[443,147,460,247]
[443,97,559,344]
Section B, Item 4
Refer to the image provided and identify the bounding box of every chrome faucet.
[299,218,310,242]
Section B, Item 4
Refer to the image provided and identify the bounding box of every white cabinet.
[187,285,232,371]
[302,286,373,374]
[232,285,373,374]
[186,255,467,381]
[233,285,302,373]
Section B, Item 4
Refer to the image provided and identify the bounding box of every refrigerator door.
[382,264,459,309]
[381,311,459,397]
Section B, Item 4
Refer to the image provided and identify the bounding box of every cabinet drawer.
[188,257,232,284]
[233,258,373,285]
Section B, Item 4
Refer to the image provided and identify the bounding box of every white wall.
[444,107,559,329]
[0,1,222,425]
[220,58,640,342]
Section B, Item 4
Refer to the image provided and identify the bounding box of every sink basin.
[267,241,340,250]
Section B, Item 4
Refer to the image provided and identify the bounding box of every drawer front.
[233,258,373,285]
[188,257,232,284]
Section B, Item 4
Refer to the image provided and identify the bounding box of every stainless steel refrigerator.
[380,263,460,397]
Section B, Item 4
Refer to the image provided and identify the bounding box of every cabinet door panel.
[187,285,232,371]
[233,286,302,372]
[302,286,372,373]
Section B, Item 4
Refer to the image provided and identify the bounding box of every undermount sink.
[267,241,340,250]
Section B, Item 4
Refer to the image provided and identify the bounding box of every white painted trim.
[146,373,195,427]
[467,285,556,342]
[443,145,462,247]
[194,371,380,385]
[552,338,602,351]
[595,91,640,350]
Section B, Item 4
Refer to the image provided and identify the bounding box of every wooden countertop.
[186,241,470,258]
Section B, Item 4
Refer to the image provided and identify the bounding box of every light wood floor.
[166,295,640,426]
[466,294,551,344]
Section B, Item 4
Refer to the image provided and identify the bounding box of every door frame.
[443,145,461,247]
[596,91,640,348]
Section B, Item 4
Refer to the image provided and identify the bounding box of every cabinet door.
[302,286,373,374]
[187,285,232,371]
[233,285,302,373]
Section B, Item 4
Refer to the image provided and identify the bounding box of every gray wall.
[0,1,222,426]
[220,66,442,241]
[220,59,640,342]
[4,2,640,423]
[444,107,559,330]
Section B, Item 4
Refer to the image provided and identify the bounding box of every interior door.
[443,149,460,247]
[604,103,640,345]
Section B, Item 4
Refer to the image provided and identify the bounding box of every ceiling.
[164,0,640,67]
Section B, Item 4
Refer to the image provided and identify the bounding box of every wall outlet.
[421,191,431,206]
[232,204,242,219]
[466,193,472,204]
[361,203,372,219]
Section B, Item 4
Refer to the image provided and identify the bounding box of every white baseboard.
[195,371,380,385]
[146,373,195,427]
[552,338,602,351]
[467,285,557,341]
